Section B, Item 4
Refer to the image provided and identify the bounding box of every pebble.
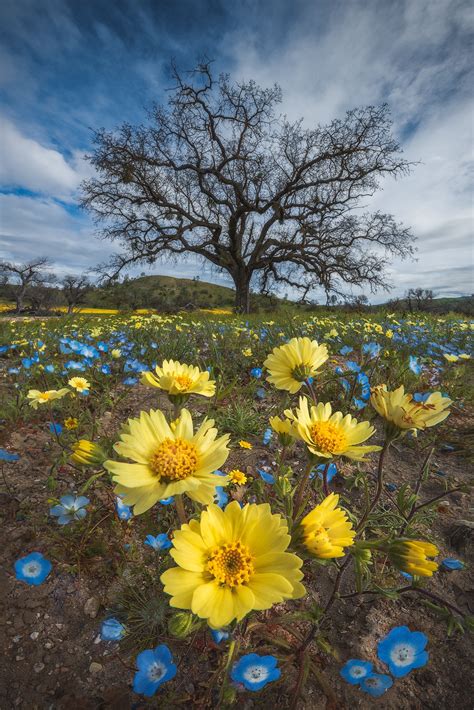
[34,662,45,673]
[30,631,40,640]
[84,596,101,618]
[89,662,103,674]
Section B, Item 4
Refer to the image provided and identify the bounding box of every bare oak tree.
[82,62,414,313]
[62,274,90,314]
[0,257,53,313]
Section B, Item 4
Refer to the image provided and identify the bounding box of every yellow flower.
[161,501,305,628]
[388,539,439,577]
[105,409,230,514]
[459,353,470,360]
[238,440,252,449]
[299,493,356,558]
[111,348,122,358]
[242,348,252,357]
[385,329,394,338]
[68,377,90,393]
[70,440,107,466]
[287,396,381,461]
[27,388,69,409]
[264,337,328,394]
[141,360,215,399]
[64,417,78,430]
[269,415,298,446]
[371,385,452,433]
[443,354,459,363]
[228,469,247,485]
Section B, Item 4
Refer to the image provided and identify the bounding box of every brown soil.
[1,391,472,709]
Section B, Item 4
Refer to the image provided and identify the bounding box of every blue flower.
[115,496,133,520]
[360,673,393,697]
[133,644,177,697]
[339,346,353,356]
[49,422,63,435]
[159,496,174,505]
[211,628,230,644]
[312,462,337,483]
[50,495,89,525]
[441,558,464,570]
[144,534,172,551]
[409,356,422,375]
[339,659,373,685]
[214,486,229,508]
[256,468,275,484]
[100,617,126,641]
[123,376,138,386]
[262,428,272,445]
[250,367,262,378]
[362,342,381,359]
[377,626,428,678]
[14,551,52,586]
[346,360,361,372]
[0,448,20,462]
[231,653,281,692]
[256,387,266,399]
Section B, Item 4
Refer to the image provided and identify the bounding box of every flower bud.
[168,612,198,639]
[70,440,107,467]
[388,539,439,577]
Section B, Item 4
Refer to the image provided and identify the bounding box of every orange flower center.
[207,541,254,587]
[173,374,194,390]
[149,437,198,480]
[309,421,347,454]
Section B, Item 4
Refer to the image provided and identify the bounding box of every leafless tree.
[0,257,54,313]
[406,288,434,312]
[82,61,415,313]
[62,274,90,314]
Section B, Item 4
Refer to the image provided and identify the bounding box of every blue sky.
[0,0,473,300]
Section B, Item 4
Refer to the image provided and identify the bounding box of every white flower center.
[148,661,165,682]
[390,643,415,666]
[243,664,268,682]
[351,666,365,677]
[24,562,41,577]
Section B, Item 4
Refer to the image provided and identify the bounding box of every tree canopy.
[82,62,414,312]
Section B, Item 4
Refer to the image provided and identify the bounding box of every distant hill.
[383,295,473,316]
[0,273,472,315]
[85,274,287,312]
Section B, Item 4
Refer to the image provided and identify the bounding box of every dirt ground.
[1,388,473,709]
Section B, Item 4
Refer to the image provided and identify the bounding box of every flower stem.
[356,438,391,532]
[321,461,330,497]
[293,460,313,521]
[174,494,188,525]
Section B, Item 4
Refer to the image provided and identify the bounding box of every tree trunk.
[233,269,251,314]
[16,287,26,313]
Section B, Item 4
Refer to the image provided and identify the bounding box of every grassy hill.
[85,274,287,312]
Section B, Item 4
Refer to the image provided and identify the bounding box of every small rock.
[89,662,103,674]
[34,662,45,673]
[84,597,101,618]
[30,631,40,640]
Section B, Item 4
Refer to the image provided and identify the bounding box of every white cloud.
[0,116,85,198]
[223,0,474,299]
[0,193,112,275]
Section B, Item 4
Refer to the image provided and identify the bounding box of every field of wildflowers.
[0,310,472,708]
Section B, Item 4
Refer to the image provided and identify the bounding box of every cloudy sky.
[0,0,473,301]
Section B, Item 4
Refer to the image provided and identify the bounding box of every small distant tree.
[0,258,54,313]
[82,61,415,313]
[406,288,434,312]
[29,281,60,313]
[62,274,90,314]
